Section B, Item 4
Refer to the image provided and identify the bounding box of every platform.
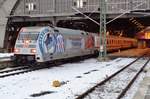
[133,68,150,99]
[109,48,150,57]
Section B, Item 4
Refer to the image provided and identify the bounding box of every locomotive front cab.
[14,27,40,64]
[13,26,56,64]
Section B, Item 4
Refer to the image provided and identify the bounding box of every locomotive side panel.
[54,28,95,59]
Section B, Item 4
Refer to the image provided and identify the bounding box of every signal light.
[31,49,36,53]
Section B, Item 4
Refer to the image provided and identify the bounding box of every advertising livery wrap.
[37,27,65,62]
[14,26,94,63]
[39,27,65,55]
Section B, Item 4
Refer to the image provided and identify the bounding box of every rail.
[117,58,150,99]
[76,55,146,99]
[0,54,93,78]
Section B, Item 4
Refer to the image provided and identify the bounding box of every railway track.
[0,65,33,78]
[0,54,93,78]
[0,62,59,78]
[0,65,31,73]
[0,58,82,78]
[76,55,150,99]
[0,68,31,78]
[117,57,150,99]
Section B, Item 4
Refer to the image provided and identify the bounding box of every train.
[13,26,137,64]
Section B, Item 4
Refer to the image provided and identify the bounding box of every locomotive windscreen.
[18,32,39,41]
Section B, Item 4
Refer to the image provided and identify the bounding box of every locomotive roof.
[55,27,86,35]
[20,26,49,33]
[20,26,86,35]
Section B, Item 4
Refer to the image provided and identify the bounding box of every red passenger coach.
[94,35,137,52]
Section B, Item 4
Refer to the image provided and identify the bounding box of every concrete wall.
[0,0,18,48]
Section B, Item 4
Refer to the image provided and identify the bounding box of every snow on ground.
[123,61,150,99]
[0,53,14,58]
[84,58,149,99]
[0,58,135,99]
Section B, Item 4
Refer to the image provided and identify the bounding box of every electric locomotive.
[13,26,95,64]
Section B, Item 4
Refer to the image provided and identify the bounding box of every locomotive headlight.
[14,48,20,53]
[31,49,36,53]
[25,40,30,44]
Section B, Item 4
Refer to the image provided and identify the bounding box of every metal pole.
[103,0,107,59]
[99,0,103,58]
[98,0,107,61]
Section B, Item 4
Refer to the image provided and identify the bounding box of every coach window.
[107,40,109,45]
[110,40,112,44]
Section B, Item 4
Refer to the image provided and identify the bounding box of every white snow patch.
[0,53,14,58]
[0,58,135,99]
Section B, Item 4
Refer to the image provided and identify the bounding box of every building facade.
[1,0,150,50]
[13,0,150,16]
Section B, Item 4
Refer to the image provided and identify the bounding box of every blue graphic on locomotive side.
[38,27,65,55]
[45,33,56,53]
[55,33,65,53]
[38,27,50,54]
